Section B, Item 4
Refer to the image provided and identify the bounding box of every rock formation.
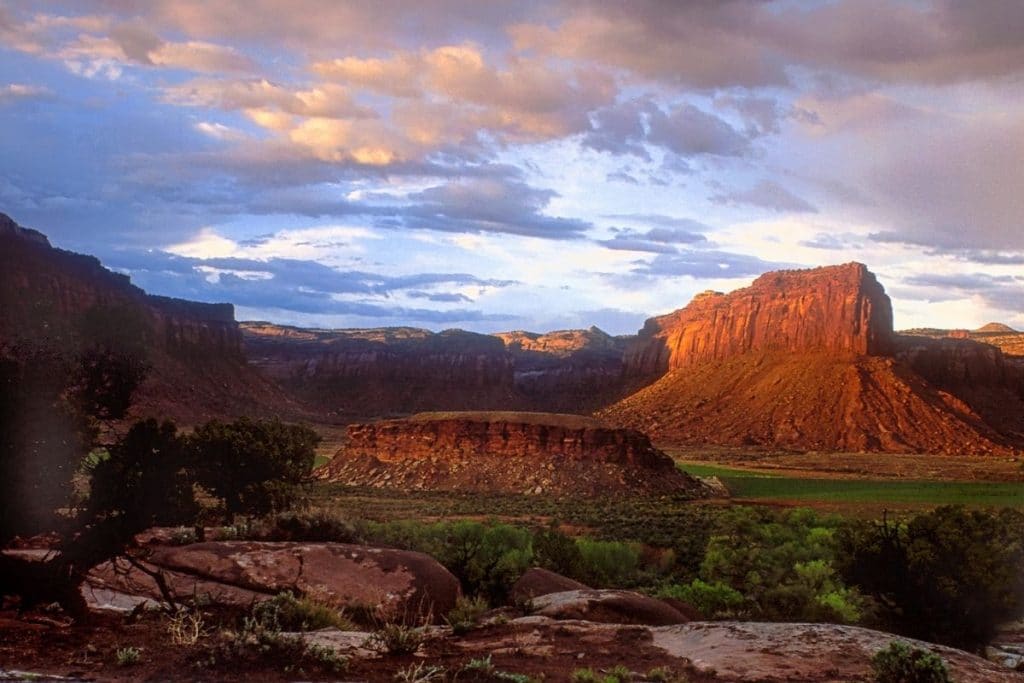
[242,323,518,417]
[496,326,631,410]
[242,322,632,416]
[319,411,714,496]
[84,541,460,620]
[0,213,300,423]
[603,263,1024,454]
[625,263,894,377]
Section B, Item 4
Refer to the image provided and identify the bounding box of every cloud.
[901,271,1024,313]
[396,177,592,239]
[598,225,707,253]
[647,104,750,157]
[799,232,864,250]
[0,83,52,104]
[510,1,789,89]
[406,290,474,303]
[604,249,793,289]
[712,180,817,213]
[860,115,1024,251]
[102,247,518,322]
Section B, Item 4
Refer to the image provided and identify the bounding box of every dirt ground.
[0,607,707,683]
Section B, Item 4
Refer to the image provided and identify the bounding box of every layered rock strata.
[320,411,713,496]
[625,263,894,376]
[603,263,1024,454]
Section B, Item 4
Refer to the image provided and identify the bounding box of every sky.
[1,0,1023,335]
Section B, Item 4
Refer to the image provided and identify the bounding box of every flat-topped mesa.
[625,263,895,376]
[321,411,712,496]
[345,412,667,468]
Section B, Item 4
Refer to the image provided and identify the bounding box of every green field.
[679,461,1024,508]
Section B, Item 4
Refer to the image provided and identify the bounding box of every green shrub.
[657,579,744,618]
[871,641,951,683]
[251,591,353,632]
[367,623,426,656]
[446,595,490,635]
[576,538,641,587]
[838,506,1024,651]
[258,509,359,543]
[698,507,865,623]
[115,646,141,666]
[435,521,533,602]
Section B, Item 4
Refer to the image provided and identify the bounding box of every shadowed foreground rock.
[319,411,716,497]
[85,541,460,621]
[529,589,692,626]
[510,567,589,602]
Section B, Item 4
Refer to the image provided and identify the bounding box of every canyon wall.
[625,263,894,376]
[0,213,296,423]
[242,323,632,416]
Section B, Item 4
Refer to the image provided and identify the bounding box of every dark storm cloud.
[712,180,817,213]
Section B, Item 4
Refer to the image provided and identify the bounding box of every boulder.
[529,589,691,626]
[86,541,461,621]
[510,568,589,603]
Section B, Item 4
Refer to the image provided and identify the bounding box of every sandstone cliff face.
[320,411,712,496]
[0,213,298,423]
[0,215,242,359]
[495,327,631,410]
[242,323,517,416]
[625,263,894,376]
[242,323,633,416]
[603,262,1024,454]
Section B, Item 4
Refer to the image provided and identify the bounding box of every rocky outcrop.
[319,411,715,496]
[86,541,460,621]
[625,263,894,376]
[510,568,590,602]
[605,263,1024,454]
[0,213,299,423]
[529,589,692,626]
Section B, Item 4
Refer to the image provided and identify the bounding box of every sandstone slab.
[529,589,691,626]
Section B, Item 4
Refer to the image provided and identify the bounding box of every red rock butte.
[319,411,714,496]
[625,263,894,376]
[603,263,1024,455]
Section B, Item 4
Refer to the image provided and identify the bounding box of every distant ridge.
[976,322,1017,333]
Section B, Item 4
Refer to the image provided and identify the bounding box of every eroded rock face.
[496,327,631,411]
[242,323,633,415]
[625,263,894,376]
[242,323,518,416]
[86,541,460,621]
[0,214,242,359]
[0,214,300,423]
[320,412,713,496]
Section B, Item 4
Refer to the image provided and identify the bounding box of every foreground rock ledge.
[85,541,461,621]
[319,411,715,497]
